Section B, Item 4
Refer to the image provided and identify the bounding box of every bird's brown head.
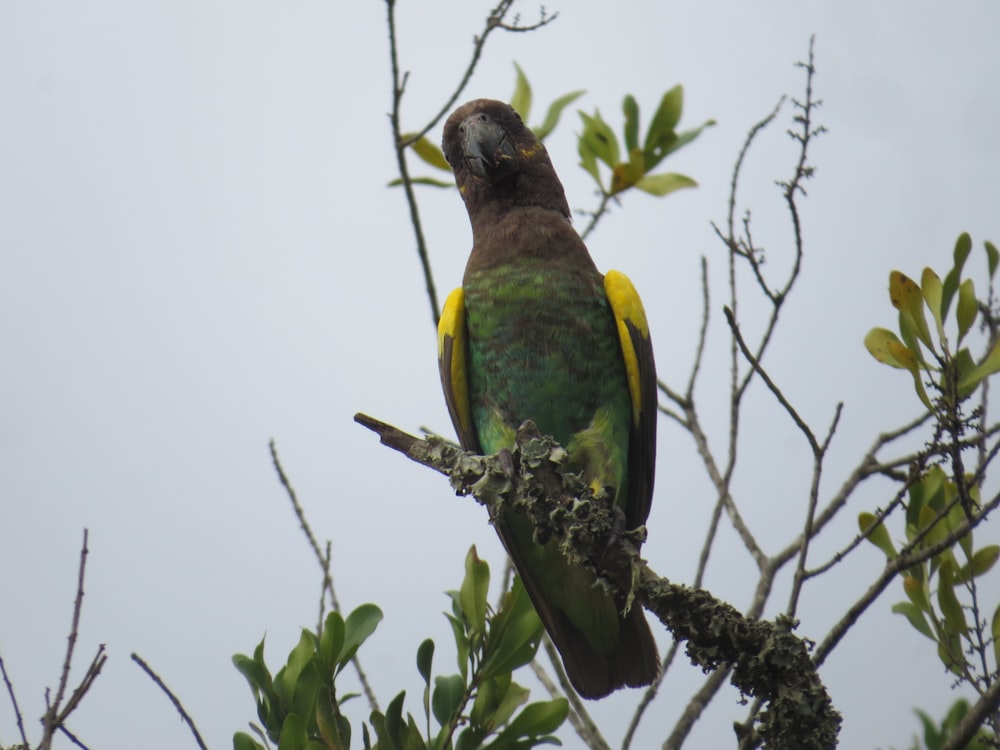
[442,99,571,222]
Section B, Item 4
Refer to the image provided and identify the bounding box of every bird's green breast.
[463,255,632,502]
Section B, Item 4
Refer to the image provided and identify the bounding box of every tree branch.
[131,653,209,750]
[354,412,842,749]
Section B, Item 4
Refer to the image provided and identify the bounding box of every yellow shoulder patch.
[438,287,474,438]
[604,270,650,426]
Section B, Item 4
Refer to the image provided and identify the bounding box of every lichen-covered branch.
[355,412,842,749]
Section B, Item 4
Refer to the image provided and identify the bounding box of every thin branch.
[386,0,439,326]
[40,529,93,750]
[131,653,209,750]
[535,640,610,750]
[0,652,29,747]
[57,723,91,750]
[787,403,842,617]
[579,191,615,241]
[620,637,683,750]
[724,306,819,451]
[269,439,380,714]
[663,669,733,750]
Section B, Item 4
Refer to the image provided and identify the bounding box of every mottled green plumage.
[439,99,659,698]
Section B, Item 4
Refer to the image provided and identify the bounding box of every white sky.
[2,2,999,749]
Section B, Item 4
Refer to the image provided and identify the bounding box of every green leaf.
[941,232,973,318]
[890,271,935,351]
[957,337,1000,393]
[277,712,308,750]
[956,278,977,343]
[496,699,569,740]
[891,601,935,640]
[510,62,532,122]
[577,134,602,191]
[863,328,933,408]
[317,687,352,750]
[897,309,928,367]
[234,732,266,750]
[937,633,965,676]
[460,546,490,639]
[955,545,1000,583]
[471,675,529,732]
[387,176,455,189]
[915,708,941,750]
[622,94,640,153]
[338,604,383,672]
[404,134,452,173]
[986,240,999,279]
[320,611,346,669]
[431,674,466,726]
[481,577,544,679]
[383,690,408,749]
[533,90,586,140]
[937,560,968,638]
[643,85,683,169]
[922,267,946,339]
[902,575,931,613]
[233,650,272,695]
[445,613,470,681]
[954,231,973,270]
[991,602,1000,668]
[275,631,318,706]
[416,638,434,685]
[578,109,620,167]
[634,172,698,196]
[857,512,897,558]
[864,327,914,369]
[663,119,716,159]
[954,347,979,398]
[610,150,646,194]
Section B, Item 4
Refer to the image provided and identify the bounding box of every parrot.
[437,98,659,699]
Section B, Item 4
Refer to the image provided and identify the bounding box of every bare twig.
[40,529,104,750]
[269,439,380,714]
[579,191,616,241]
[0,651,29,747]
[131,653,209,750]
[57,723,92,750]
[535,640,610,750]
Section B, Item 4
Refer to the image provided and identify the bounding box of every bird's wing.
[604,270,657,529]
[438,287,482,453]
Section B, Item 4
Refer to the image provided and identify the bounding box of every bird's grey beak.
[463,116,517,181]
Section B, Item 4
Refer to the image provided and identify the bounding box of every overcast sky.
[2,2,999,749]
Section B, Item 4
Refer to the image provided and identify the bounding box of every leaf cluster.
[865,233,1000,410]
[577,86,714,197]
[232,549,567,750]
[233,604,383,750]
[859,466,1000,679]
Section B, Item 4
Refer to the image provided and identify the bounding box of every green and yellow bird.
[437,99,659,698]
